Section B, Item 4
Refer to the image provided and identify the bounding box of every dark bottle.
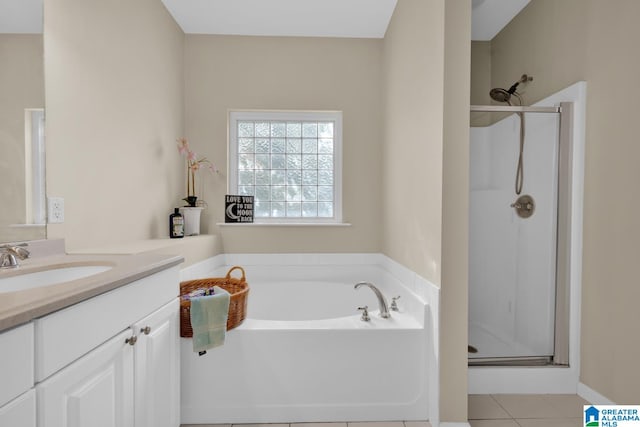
[169,208,184,238]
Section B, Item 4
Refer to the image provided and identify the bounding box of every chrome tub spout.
[354,282,390,318]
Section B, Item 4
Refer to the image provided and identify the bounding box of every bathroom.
[0,0,639,426]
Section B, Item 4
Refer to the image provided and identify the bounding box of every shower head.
[489,88,513,104]
[490,74,533,105]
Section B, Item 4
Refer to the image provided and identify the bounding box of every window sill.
[216,222,351,227]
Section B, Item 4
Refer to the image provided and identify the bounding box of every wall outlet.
[47,197,64,223]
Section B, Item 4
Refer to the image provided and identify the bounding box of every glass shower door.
[469,108,560,362]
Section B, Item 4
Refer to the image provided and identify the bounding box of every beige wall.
[382,0,469,422]
[491,0,587,106]
[580,0,640,404]
[0,34,45,241]
[441,1,470,422]
[487,0,640,404]
[470,41,491,127]
[44,0,186,251]
[470,41,491,106]
[184,35,383,253]
[382,0,444,284]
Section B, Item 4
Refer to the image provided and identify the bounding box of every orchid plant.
[177,137,218,207]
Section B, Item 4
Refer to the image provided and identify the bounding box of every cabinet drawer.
[0,323,34,407]
[34,266,179,381]
[0,389,36,427]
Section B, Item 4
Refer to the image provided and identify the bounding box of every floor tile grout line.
[489,394,517,420]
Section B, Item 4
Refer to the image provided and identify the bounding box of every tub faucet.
[354,282,390,318]
[0,243,30,269]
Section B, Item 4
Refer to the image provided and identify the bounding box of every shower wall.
[469,111,559,359]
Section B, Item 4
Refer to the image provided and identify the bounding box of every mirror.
[0,0,45,243]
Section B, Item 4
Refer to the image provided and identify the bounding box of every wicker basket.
[179,266,249,338]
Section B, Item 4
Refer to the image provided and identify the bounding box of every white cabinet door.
[0,323,34,407]
[133,299,180,427]
[37,329,134,427]
[0,389,36,427]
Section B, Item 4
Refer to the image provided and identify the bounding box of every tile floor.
[182,422,431,427]
[181,395,589,427]
[469,394,590,427]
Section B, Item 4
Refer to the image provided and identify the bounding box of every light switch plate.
[47,197,64,223]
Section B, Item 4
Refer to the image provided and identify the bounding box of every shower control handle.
[510,194,536,219]
[510,202,533,210]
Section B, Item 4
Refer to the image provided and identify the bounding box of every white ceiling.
[0,0,42,33]
[471,0,530,41]
[0,0,528,41]
[163,0,528,40]
[161,0,398,39]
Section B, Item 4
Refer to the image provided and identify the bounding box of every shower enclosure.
[468,103,573,365]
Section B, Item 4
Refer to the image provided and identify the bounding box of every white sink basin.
[0,265,113,293]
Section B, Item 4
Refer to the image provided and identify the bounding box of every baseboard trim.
[469,365,578,394]
[577,382,615,405]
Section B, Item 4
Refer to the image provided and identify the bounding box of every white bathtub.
[180,257,431,423]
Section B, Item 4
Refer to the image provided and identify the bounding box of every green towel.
[190,286,230,353]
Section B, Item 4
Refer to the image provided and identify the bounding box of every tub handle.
[391,296,401,311]
[358,306,370,322]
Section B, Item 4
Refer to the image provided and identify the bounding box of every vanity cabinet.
[0,322,35,427]
[0,323,34,407]
[32,266,180,427]
[0,390,36,427]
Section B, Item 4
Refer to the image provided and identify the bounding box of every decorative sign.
[225,195,254,223]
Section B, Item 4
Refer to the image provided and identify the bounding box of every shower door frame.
[468,102,574,366]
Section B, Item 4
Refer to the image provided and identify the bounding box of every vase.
[179,207,204,236]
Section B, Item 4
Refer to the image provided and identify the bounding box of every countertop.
[0,252,184,332]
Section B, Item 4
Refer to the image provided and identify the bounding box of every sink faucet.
[354,282,390,318]
[0,244,30,269]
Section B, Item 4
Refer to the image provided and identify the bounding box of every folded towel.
[190,286,230,353]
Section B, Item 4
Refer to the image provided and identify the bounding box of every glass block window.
[229,111,342,223]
